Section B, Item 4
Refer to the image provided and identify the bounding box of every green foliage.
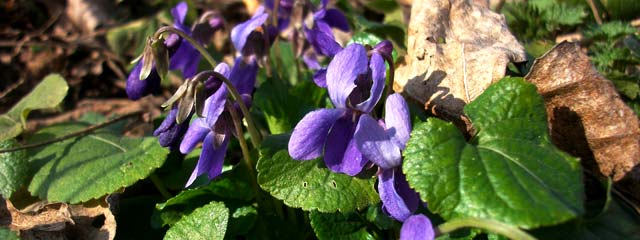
[0,140,28,198]
[0,228,19,240]
[309,211,376,240]
[154,166,254,227]
[164,201,229,240]
[403,77,584,228]
[532,197,640,239]
[257,134,379,213]
[27,122,169,203]
[0,74,68,141]
[254,78,326,135]
[583,22,640,100]
[503,0,586,42]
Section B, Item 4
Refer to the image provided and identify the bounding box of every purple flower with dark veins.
[288,42,390,176]
[126,1,224,100]
[179,58,258,187]
[354,93,434,239]
[355,93,420,221]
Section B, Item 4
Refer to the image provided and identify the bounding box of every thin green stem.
[226,101,255,181]
[382,54,395,99]
[149,173,172,199]
[227,101,285,219]
[437,217,537,240]
[154,26,262,147]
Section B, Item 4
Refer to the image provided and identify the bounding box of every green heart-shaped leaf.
[404,77,584,228]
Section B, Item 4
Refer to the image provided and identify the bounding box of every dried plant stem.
[153,27,262,147]
[586,0,603,25]
[0,111,142,153]
[437,217,536,240]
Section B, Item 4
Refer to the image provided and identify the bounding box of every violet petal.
[373,40,393,58]
[355,52,385,113]
[378,168,418,221]
[326,44,368,109]
[385,93,411,149]
[229,57,259,95]
[155,106,190,149]
[355,114,401,169]
[324,115,366,175]
[126,61,160,100]
[206,134,229,180]
[230,13,268,53]
[179,119,210,154]
[322,9,350,32]
[289,108,344,160]
[304,26,342,57]
[400,214,435,240]
[169,40,201,78]
[313,69,327,88]
[203,85,228,127]
[171,1,190,33]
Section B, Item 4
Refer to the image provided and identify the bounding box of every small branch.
[0,111,142,153]
[586,0,603,25]
[437,217,536,240]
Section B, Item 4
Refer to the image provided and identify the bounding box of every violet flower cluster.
[126,1,435,238]
[125,2,260,186]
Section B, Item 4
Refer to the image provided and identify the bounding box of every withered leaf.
[525,42,640,193]
[394,0,526,125]
[0,198,116,240]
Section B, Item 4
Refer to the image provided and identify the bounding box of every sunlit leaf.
[404,77,584,228]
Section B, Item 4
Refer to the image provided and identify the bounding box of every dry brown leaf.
[0,198,116,240]
[525,42,640,195]
[65,0,114,33]
[394,0,526,127]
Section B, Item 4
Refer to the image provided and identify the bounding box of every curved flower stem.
[382,54,395,99]
[437,217,537,240]
[226,101,285,219]
[153,26,262,147]
[226,102,256,180]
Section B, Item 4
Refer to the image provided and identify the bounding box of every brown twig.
[0,111,142,153]
[586,0,603,25]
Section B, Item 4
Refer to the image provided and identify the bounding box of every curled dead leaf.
[525,42,640,197]
[394,0,526,128]
[0,197,116,240]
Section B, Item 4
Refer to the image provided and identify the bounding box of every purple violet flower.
[230,7,276,65]
[355,93,420,222]
[400,214,435,240]
[288,42,389,176]
[179,58,258,187]
[303,0,349,58]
